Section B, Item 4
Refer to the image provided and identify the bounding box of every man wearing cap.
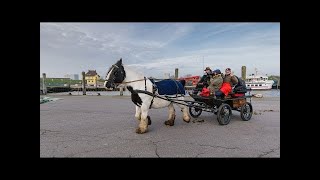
[193,67,212,94]
[224,68,238,86]
[219,68,238,97]
[208,69,223,97]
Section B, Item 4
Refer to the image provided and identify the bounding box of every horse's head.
[104,58,126,88]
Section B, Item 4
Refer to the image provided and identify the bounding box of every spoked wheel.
[240,102,253,121]
[189,102,203,118]
[217,103,232,125]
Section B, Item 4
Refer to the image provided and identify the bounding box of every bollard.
[175,68,178,79]
[241,66,246,80]
[120,87,123,96]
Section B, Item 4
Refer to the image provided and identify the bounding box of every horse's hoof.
[147,116,152,125]
[136,128,147,134]
[183,116,191,123]
[164,120,174,126]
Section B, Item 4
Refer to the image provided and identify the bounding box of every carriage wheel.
[240,102,253,121]
[217,103,232,125]
[189,102,203,118]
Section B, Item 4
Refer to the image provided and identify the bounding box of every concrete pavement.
[40,95,280,157]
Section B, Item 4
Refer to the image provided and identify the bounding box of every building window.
[259,84,262,86]
[255,84,258,86]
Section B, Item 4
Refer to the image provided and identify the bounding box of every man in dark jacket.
[193,67,212,94]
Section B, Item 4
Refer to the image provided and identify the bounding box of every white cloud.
[41,23,280,78]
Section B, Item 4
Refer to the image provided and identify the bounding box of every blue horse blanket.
[154,79,185,95]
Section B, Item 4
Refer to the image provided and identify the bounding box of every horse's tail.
[127,86,142,107]
[178,79,186,87]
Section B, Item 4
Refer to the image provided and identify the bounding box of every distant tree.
[268,75,280,80]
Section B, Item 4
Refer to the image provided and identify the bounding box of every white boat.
[245,69,274,90]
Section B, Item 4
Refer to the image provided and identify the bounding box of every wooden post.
[42,73,47,95]
[95,76,98,89]
[69,78,71,93]
[277,77,280,89]
[175,68,178,79]
[241,66,246,80]
[82,71,86,95]
[120,86,123,96]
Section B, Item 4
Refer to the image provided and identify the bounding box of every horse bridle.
[105,64,122,85]
[106,64,147,91]
[106,63,165,109]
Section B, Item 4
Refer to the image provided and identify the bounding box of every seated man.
[224,68,238,86]
[193,67,213,94]
[208,69,223,97]
[215,68,238,98]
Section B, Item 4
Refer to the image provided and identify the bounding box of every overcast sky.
[40,23,280,78]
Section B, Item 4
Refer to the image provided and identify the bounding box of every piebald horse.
[104,59,191,134]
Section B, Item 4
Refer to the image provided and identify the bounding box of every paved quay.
[40,95,280,157]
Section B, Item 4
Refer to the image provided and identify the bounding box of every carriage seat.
[229,86,249,98]
[229,90,246,98]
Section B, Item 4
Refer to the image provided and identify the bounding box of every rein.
[118,79,146,84]
[116,77,149,92]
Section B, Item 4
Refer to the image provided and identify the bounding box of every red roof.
[179,76,200,86]
[179,75,200,80]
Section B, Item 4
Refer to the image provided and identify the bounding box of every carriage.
[105,58,253,134]
[131,84,253,126]
[187,90,253,125]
